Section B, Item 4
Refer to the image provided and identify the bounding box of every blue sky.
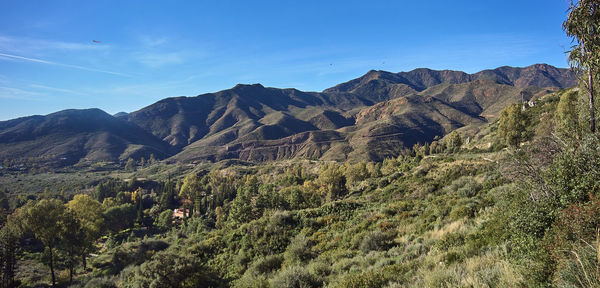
[0,0,572,120]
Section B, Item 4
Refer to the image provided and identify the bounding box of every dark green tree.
[66,194,103,270]
[125,158,136,171]
[446,132,463,152]
[0,215,21,288]
[103,203,137,233]
[555,90,583,142]
[179,173,203,218]
[20,199,66,287]
[159,179,175,210]
[58,210,84,284]
[154,209,173,231]
[318,163,347,202]
[498,103,530,147]
[229,187,256,224]
[564,0,600,132]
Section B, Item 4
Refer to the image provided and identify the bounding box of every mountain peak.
[326,64,576,94]
[233,83,265,90]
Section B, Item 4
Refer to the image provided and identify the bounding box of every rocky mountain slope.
[0,64,577,166]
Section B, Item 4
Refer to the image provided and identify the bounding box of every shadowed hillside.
[0,109,171,166]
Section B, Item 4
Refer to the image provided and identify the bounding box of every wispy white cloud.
[0,35,111,53]
[0,52,130,77]
[0,86,44,100]
[0,52,52,64]
[30,84,86,96]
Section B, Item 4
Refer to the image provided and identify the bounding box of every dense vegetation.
[1,84,599,287]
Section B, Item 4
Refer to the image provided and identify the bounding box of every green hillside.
[5,85,600,287]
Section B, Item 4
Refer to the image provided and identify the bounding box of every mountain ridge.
[0,64,577,166]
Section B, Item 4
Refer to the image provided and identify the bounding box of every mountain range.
[0,64,577,166]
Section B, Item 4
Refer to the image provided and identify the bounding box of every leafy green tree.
[149,153,157,164]
[125,158,136,171]
[20,199,66,287]
[214,206,225,229]
[564,0,600,132]
[0,192,8,212]
[131,187,145,224]
[66,194,104,270]
[58,210,84,284]
[498,103,530,147]
[159,179,175,210]
[281,186,307,210]
[344,161,370,184]
[229,187,256,224]
[555,90,583,142]
[318,163,347,202]
[154,209,173,231]
[103,203,137,233]
[0,215,21,288]
[179,173,203,218]
[446,132,463,152]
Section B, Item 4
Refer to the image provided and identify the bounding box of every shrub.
[449,202,477,220]
[360,231,389,253]
[269,266,322,288]
[308,261,331,277]
[233,274,269,288]
[269,210,295,227]
[284,234,314,263]
[445,176,481,197]
[120,249,222,288]
[334,271,388,288]
[551,197,600,287]
[84,276,117,288]
[247,254,284,276]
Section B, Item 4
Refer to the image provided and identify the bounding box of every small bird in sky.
[92,40,101,43]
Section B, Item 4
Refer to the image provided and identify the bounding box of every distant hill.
[0,109,171,166]
[0,64,577,166]
[326,63,575,95]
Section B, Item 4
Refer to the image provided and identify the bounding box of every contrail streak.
[0,52,130,77]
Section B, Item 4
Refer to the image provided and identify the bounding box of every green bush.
[233,274,269,288]
[445,176,481,197]
[307,261,331,277]
[247,254,284,276]
[269,266,321,288]
[84,276,117,288]
[284,234,314,263]
[120,248,222,288]
[334,271,388,288]
[360,231,389,253]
